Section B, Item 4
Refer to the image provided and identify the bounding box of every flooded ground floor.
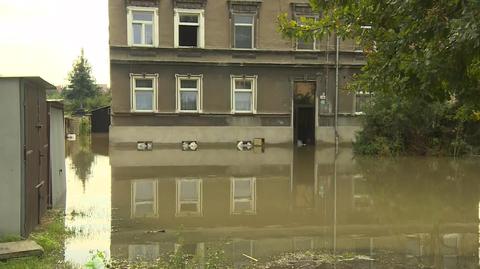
[63,134,480,268]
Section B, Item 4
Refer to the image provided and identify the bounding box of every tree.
[278,0,480,155]
[64,49,100,112]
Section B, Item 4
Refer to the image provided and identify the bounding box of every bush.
[79,117,91,136]
[353,93,479,156]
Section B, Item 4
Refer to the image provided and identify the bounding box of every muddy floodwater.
[63,134,480,268]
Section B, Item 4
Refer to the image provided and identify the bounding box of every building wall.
[109,0,366,145]
[111,64,322,114]
[109,0,325,50]
[0,79,22,236]
[49,105,66,208]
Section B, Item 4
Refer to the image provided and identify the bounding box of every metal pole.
[335,35,340,152]
[333,148,338,267]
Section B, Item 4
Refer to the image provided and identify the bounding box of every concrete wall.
[0,79,22,236]
[49,106,66,208]
[110,126,292,145]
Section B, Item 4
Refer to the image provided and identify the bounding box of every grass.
[0,210,74,269]
[0,235,22,243]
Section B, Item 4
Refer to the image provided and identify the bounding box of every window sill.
[232,112,256,115]
[231,47,256,51]
[129,44,156,48]
[177,111,202,115]
[130,111,157,114]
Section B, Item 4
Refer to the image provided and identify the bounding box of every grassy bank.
[86,249,432,269]
[0,210,73,269]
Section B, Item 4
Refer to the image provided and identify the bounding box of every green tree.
[278,0,480,155]
[64,49,100,112]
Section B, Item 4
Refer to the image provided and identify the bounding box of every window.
[296,16,316,50]
[176,75,202,113]
[130,74,157,112]
[230,177,256,215]
[176,179,202,217]
[128,244,160,262]
[355,91,372,114]
[231,76,256,113]
[233,14,254,49]
[127,7,158,47]
[174,9,205,48]
[131,179,158,218]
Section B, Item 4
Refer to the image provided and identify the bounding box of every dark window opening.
[179,25,198,47]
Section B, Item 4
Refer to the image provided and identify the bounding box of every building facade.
[109,0,366,145]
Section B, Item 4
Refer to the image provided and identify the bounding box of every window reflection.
[130,179,158,218]
[128,244,159,262]
[176,179,203,217]
[230,177,256,215]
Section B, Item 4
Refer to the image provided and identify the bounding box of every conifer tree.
[64,49,100,110]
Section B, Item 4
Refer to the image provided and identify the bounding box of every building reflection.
[110,146,479,268]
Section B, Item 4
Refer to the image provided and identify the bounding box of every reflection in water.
[64,135,480,268]
[64,134,111,266]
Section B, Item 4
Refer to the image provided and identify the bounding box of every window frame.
[354,91,372,115]
[130,74,158,113]
[231,75,257,114]
[176,74,203,113]
[127,6,159,47]
[232,13,255,49]
[174,8,205,48]
[295,15,317,51]
[230,177,256,215]
[175,178,203,217]
[130,179,159,219]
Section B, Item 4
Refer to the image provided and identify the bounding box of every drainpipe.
[334,35,340,152]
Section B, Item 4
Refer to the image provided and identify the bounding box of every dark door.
[23,82,48,236]
[24,84,39,236]
[38,87,49,218]
[293,82,316,145]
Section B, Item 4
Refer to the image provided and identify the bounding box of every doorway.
[293,82,316,145]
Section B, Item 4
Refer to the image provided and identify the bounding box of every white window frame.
[130,74,158,112]
[176,178,203,217]
[231,75,257,114]
[295,16,317,51]
[176,74,203,113]
[354,90,372,115]
[130,179,159,218]
[230,177,256,215]
[233,13,255,49]
[127,6,159,47]
[174,8,205,48]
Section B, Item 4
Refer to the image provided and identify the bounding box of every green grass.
[0,210,74,269]
[0,235,23,243]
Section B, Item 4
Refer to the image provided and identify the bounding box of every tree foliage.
[62,49,110,114]
[278,0,480,155]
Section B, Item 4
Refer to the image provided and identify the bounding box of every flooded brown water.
[64,134,480,268]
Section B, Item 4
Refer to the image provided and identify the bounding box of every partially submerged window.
[127,7,158,47]
[130,74,158,112]
[233,14,254,49]
[230,177,256,215]
[176,75,202,113]
[176,179,203,217]
[174,9,204,48]
[131,179,158,218]
[231,76,256,113]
